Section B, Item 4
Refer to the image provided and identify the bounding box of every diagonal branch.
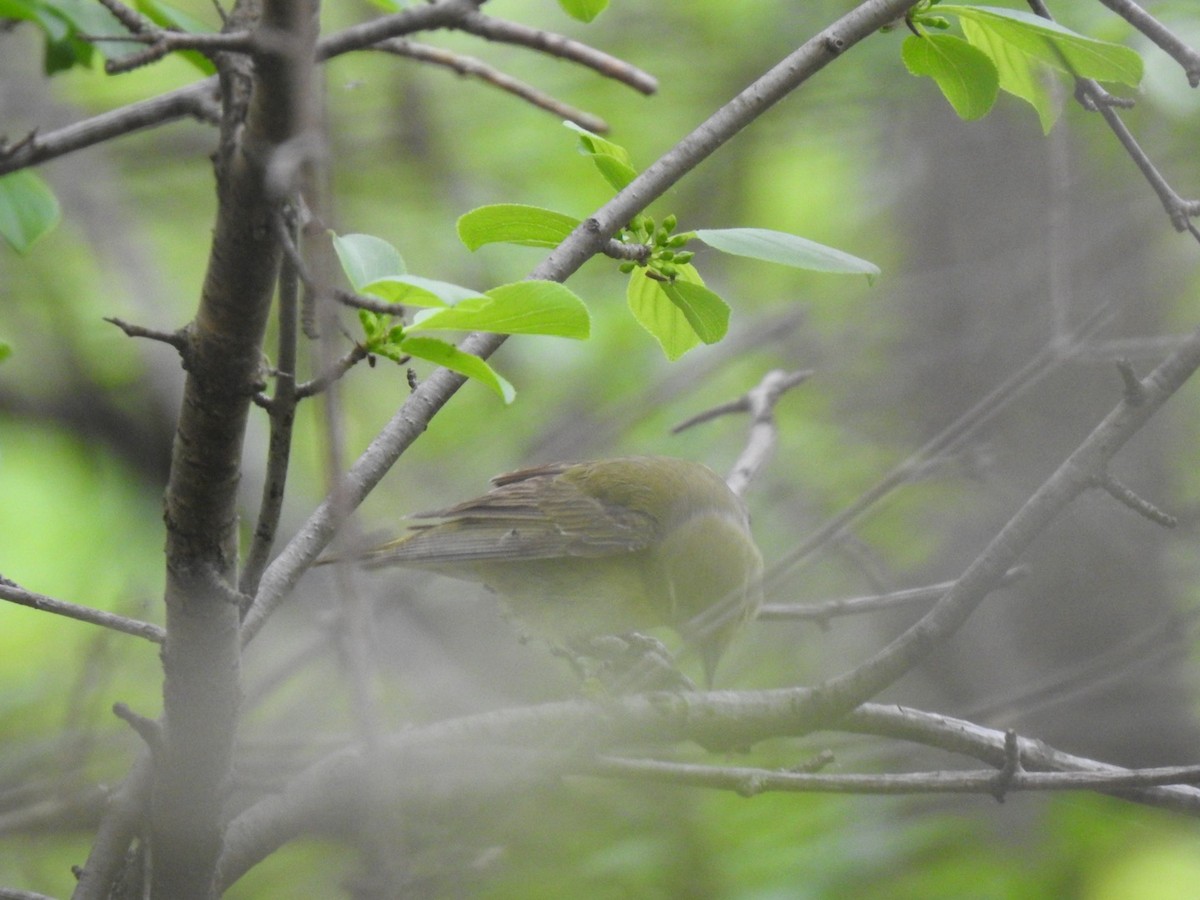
[809,323,1200,723]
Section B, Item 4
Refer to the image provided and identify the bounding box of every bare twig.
[1092,471,1178,527]
[239,208,303,598]
[1026,0,1200,240]
[103,317,189,353]
[373,38,608,132]
[456,11,658,95]
[113,702,163,751]
[758,566,1028,623]
[90,30,256,75]
[715,369,813,498]
[295,344,370,399]
[0,579,164,644]
[1095,0,1200,86]
[0,82,221,177]
[587,753,1200,798]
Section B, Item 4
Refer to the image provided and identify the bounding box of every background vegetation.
[3,0,1200,896]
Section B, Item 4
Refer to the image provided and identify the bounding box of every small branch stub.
[1116,359,1147,405]
[1094,472,1178,528]
[113,702,162,752]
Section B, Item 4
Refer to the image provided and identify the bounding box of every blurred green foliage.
[3,0,1200,897]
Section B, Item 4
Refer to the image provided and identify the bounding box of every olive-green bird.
[355,456,763,685]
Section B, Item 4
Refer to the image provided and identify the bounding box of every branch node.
[1093,472,1178,528]
[822,31,847,54]
[1116,359,1147,405]
[602,239,651,263]
[0,128,39,160]
[989,729,1022,803]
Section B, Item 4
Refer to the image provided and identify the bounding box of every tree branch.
[372,37,609,132]
[808,323,1200,725]
[0,579,164,644]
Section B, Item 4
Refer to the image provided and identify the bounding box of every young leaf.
[331,232,406,290]
[361,275,485,308]
[0,170,61,254]
[693,228,880,280]
[958,17,1059,132]
[902,33,998,121]
[563,121,639,191]
[590,155,638,192]
[457,204,582,250]
[563,121,631,164]
[626,264,719,361]
[557,0,607,23]
[940,6,1143,86]
[661,280,730,345]
[409,281,590,339]
[399,335,516,404]
[7,0,116,72]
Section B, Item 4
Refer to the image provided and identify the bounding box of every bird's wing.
[364,464,658,566]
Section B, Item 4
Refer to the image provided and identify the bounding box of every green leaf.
[29,0,125,72]
[399,335,516,404]
[135,0,213,33]
[902,33,998,121]
[590,154,638,192]
[563,121,631,164]
[557,0,607,23]
[940,6,1143,86]
[564,121,639,191]
[957,17,1058,132]
[410,281,590,339]
[331,232,406,291]
[457,204,582,250]
[661,280,730,345]
[627,265,714,361]
[0,341,11,364]
[693,228,880,280]
[361,276,485,308]
[0,170,61,254]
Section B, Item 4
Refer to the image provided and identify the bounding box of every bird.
[348,456,763,686]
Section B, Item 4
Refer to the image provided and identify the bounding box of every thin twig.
[90,30,256,75]
[0,579,165,643]
[104,316,189,352]
[456,11,657,95]
[723,369,813,498]
[758,566,1028,623]
[239,208,303,598]
[373,38,608,132]
[766,303,1113,593]
[587,754,1200,797]
[295,345,370,399]
[1027,0,1200,240]
[1095,0,1200,86]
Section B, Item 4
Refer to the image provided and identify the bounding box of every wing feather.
[362,462,659,568]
